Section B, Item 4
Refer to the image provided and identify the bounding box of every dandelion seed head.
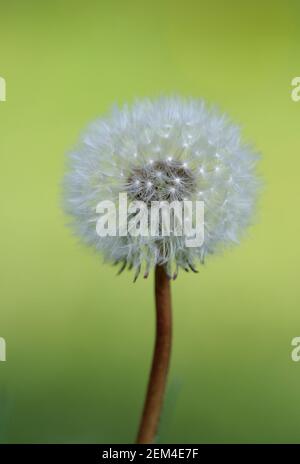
[63,96,260,277]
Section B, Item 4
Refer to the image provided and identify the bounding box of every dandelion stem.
[136,265,172,444]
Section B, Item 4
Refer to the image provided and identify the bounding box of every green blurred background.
[1,0,300,443]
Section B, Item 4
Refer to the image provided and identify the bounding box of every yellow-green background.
[1,0,300,443]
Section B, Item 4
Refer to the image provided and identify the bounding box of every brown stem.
[136,265,172,444]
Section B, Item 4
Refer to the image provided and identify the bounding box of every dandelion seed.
[64,96,259,274]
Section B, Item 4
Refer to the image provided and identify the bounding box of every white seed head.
[63,96,260,278]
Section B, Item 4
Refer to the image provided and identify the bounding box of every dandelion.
[63,97,259,443]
